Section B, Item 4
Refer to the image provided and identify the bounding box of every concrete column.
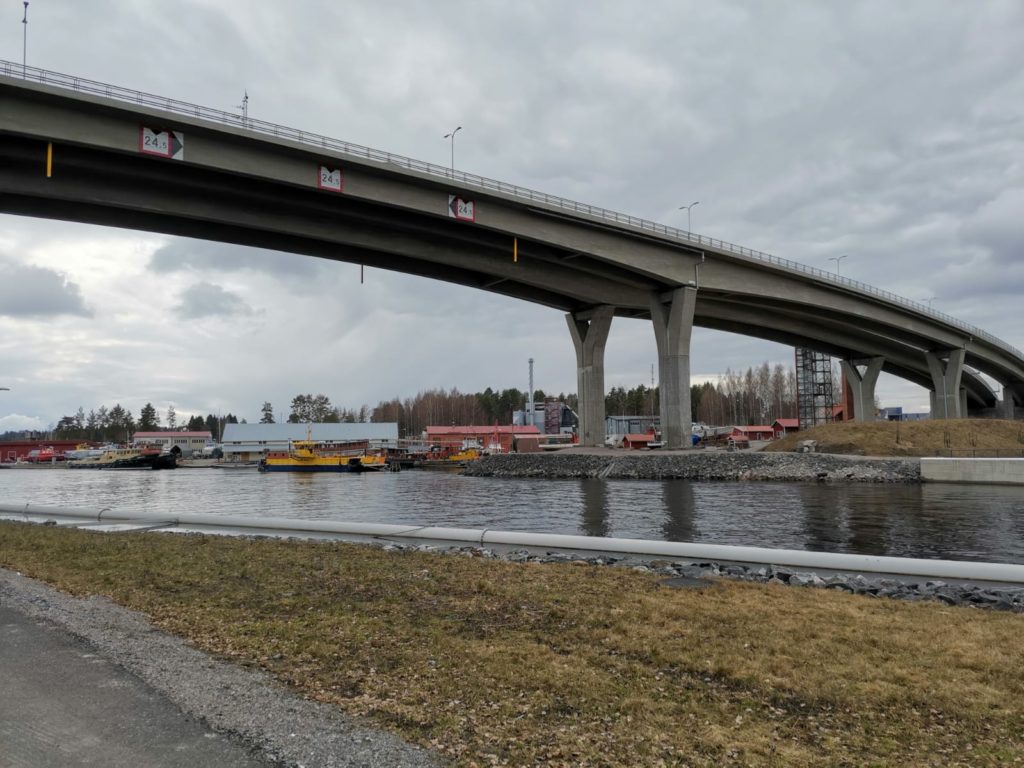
[650,286,697,449]
[566,306,614,447]
[925,349,965,419]
[839,357,884,422]
[1000,391,1016,420]
[960,388,969,418]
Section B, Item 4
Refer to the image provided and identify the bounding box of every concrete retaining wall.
[921,457,1024,485]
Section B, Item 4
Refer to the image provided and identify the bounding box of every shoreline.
[463,448,921,483]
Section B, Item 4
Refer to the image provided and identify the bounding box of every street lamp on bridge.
[678,201,700,233]
[828,254,848,277]
[443,126,462,174]
[925,296,938,308]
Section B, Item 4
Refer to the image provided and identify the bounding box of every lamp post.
[925,296,937,309]
[22,2,28,76]
[828,254,848,276]
[679,201,700,232]
[443,126,462,174]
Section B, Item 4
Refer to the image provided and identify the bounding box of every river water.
[2,468,1024,564]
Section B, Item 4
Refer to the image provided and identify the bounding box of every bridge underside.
[4,70,1024,452]
[2,135,1013,417]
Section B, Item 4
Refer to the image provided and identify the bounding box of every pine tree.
[260,402,275,424]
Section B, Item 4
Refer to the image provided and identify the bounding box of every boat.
[258,438,387,473]
[417,443,482,469]
[67,446,177,470]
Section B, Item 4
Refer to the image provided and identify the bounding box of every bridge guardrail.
[2,59,1021,363]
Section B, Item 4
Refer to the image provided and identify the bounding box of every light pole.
[679,201,700,232]
[22,2,28,76]
[925,296,938,309]
[828,254,848,276]
[443,126,462,174]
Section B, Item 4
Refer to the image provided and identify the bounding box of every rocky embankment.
[463,450,920,483]
[376,542,1024,613]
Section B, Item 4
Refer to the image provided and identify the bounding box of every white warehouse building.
[220,423,399,461]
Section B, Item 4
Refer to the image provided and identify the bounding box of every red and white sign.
[317,165,344,192]
[139,127,184,160]
[448,194,475,222]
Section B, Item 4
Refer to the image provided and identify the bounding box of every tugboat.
[258,434,387,473]
[67,446,177,470]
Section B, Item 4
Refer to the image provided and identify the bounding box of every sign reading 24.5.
[448,195,475,222]
[139,127,184,160]
[317,166,344,192]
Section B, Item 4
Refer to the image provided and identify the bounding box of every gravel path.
[0,568,443,768]
[463,449,920,483]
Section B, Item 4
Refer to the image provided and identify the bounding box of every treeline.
[692,363,799,426]
[51,404,240,443]
[264,362,801,439]
[36,361,804,445]
[368,388,558,438]
[263,396,369,425]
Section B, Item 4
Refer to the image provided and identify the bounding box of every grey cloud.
[173,282,255,319]
[0,261,92,318]
[959,188,1024,266]
[149,240,325,281]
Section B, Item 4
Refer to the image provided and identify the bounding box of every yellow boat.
[258,438,387,473]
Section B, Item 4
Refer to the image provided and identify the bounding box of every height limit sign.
[448,195,475,222]
[139,127,184,160]
[317,165,344,192]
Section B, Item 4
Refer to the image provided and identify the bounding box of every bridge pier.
[1000,391,1017,419]
[651,286,697,449]
[840,357,884,422]
[566,306,614,447]
[925,349,965,419]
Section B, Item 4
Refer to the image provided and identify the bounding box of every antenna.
[527,358,535,425]
[238,90,249,127]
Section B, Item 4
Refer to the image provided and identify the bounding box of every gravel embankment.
[463,450,920,483]
[0,568,443,768]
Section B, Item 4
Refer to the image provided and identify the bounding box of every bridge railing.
[3,60,1021,362]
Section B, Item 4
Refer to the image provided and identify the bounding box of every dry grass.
[765,419,1024,457]
[2,521,1023,766]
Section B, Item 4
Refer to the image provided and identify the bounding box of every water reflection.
[661,481,698,542]
[2,470,1024,563]
[579,479,610,538]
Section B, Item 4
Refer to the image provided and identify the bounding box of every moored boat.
[258,438,387,473]
[67,446,177,470]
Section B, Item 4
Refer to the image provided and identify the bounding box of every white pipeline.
[3,502,1024,584]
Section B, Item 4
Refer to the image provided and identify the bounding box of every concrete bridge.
[2,62,1022,447]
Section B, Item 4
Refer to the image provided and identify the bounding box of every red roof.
[773,419,799,429]
[133,431,212,438]
[425,425,540,435]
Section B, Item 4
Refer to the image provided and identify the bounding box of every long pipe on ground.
[3,502,1024,584]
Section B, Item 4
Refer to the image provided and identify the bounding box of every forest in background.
[6,362,815,441]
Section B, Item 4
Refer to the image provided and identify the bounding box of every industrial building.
[132,431,213,457]
[221,423,399,461]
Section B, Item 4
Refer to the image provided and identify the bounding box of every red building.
[0,440,84,463]
[622,433,657,449]
[772,419,800,439]
[425,425,540,453]
[730,425,775,441]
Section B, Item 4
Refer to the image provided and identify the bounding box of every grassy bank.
[2,522,1022,766]
[765,419,1024,457]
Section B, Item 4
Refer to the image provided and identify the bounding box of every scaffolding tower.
[795,348,835,430]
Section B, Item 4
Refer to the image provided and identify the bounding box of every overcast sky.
[2,1,1022,430]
